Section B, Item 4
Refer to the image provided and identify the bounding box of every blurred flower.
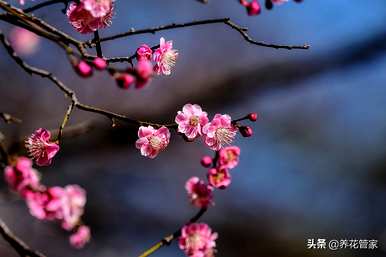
[70,225,91,249]
[4,157,41,197]
[25,128,60,166]
[61,185,87,231]
[176,104,209,140]
[25,187,65,220]
[207,167,231,189]
[240,0,261,16]
[153,37,178,75]
[202,114,237,151]
[136,44,153,61]
[9,27,40,56]
[179,223,217,257]
[66,0,113,34]
[135,60,153,88]
[135,126,170,159]
[185,177,213,208]
[218,146,240,169]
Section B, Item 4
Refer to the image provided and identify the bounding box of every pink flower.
[25,128,60,166]
[25,187,65,220]
[70,225,91,249]
[185,177,213,208]
[135,60,153,88]
[9,27,40,56]
[19,0,25,4]
[4,157,41,197]
[136,44,153,61]
[218,146,240,169]
[202,114,237,151]
[207,167,231,189]
[83,0,113,18]
[153,37,178,76]
[175,104,209,140]
[179,223,217,257]
[61,185,87,230]
[135,126,170,159]
[240,0,261,16]
[66,1,113,34]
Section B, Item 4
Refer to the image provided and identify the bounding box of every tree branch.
[0,112,22,124]
[0,218,47,257]
[85,18,309,50]
[138,208,207,257]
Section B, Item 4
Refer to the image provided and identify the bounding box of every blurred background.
[1,0,386,256]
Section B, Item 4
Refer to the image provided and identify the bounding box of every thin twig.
[57,101,75,144]
[85,18,309,50]
[0,218,47,257]
[93,30,103,57]
[138,208,207,257]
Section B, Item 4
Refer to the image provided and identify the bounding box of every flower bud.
[75,60,93,78]
[200,156,213,168]
[115,73,135,89]
[239,126,253,137]
[248,112,258,122]
[92,57,107,70]
[247,0,261,15]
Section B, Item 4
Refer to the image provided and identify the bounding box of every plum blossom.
[83,0,113,18]
[218,146,240,169]
[240,0,261,15]
[136,44,153,61]
[25,186,65,220]
[70,225,91,249]
[207,167,231,189]
[4,157,41,197]
[66,0,113,34]
[9,27,40,56]
[175,104,209,140]
[135,126,170,159]
[202,114,237,151]
[61,185,87,230]
[135,60,153,88]
[185,177,213,208]
[179,223,217,257]
[25,128,60,166]
[153,37,178,75]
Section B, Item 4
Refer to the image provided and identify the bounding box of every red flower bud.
[248,112,258,122]
[116,73,135,89]
[92,57,107,70]
[239,126,253,137]
[200,156,213,168]
[75,60,93,78]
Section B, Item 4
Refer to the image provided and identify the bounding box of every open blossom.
[175,104,209,140]
[218,146,240,169]
[4,157,41,197]
[207,167,231,189]
[9,27,40,56]
[136,44,153,61]
[25,187,65,220]
[135,126,170,159]
[66,1,113,34]
[179,223,217,257]
[83,0,113,17]
[25,128,60,166]
[153,37,178,75]
[61,185,87,230]
[70,225,91,249]
[202,114,237,151]
[185,177,213,208]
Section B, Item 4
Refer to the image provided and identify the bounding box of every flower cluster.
[179,223,218,257]
[67,0,114,34]
[3,157,90,248]
[71,37,178,90]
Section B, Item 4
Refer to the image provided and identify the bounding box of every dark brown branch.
[138,208,207,257]
[86,18,309,50]
[93,30,103,57]
[0,113,22,124]
[0,218,47,257]
[23,0,69,13]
